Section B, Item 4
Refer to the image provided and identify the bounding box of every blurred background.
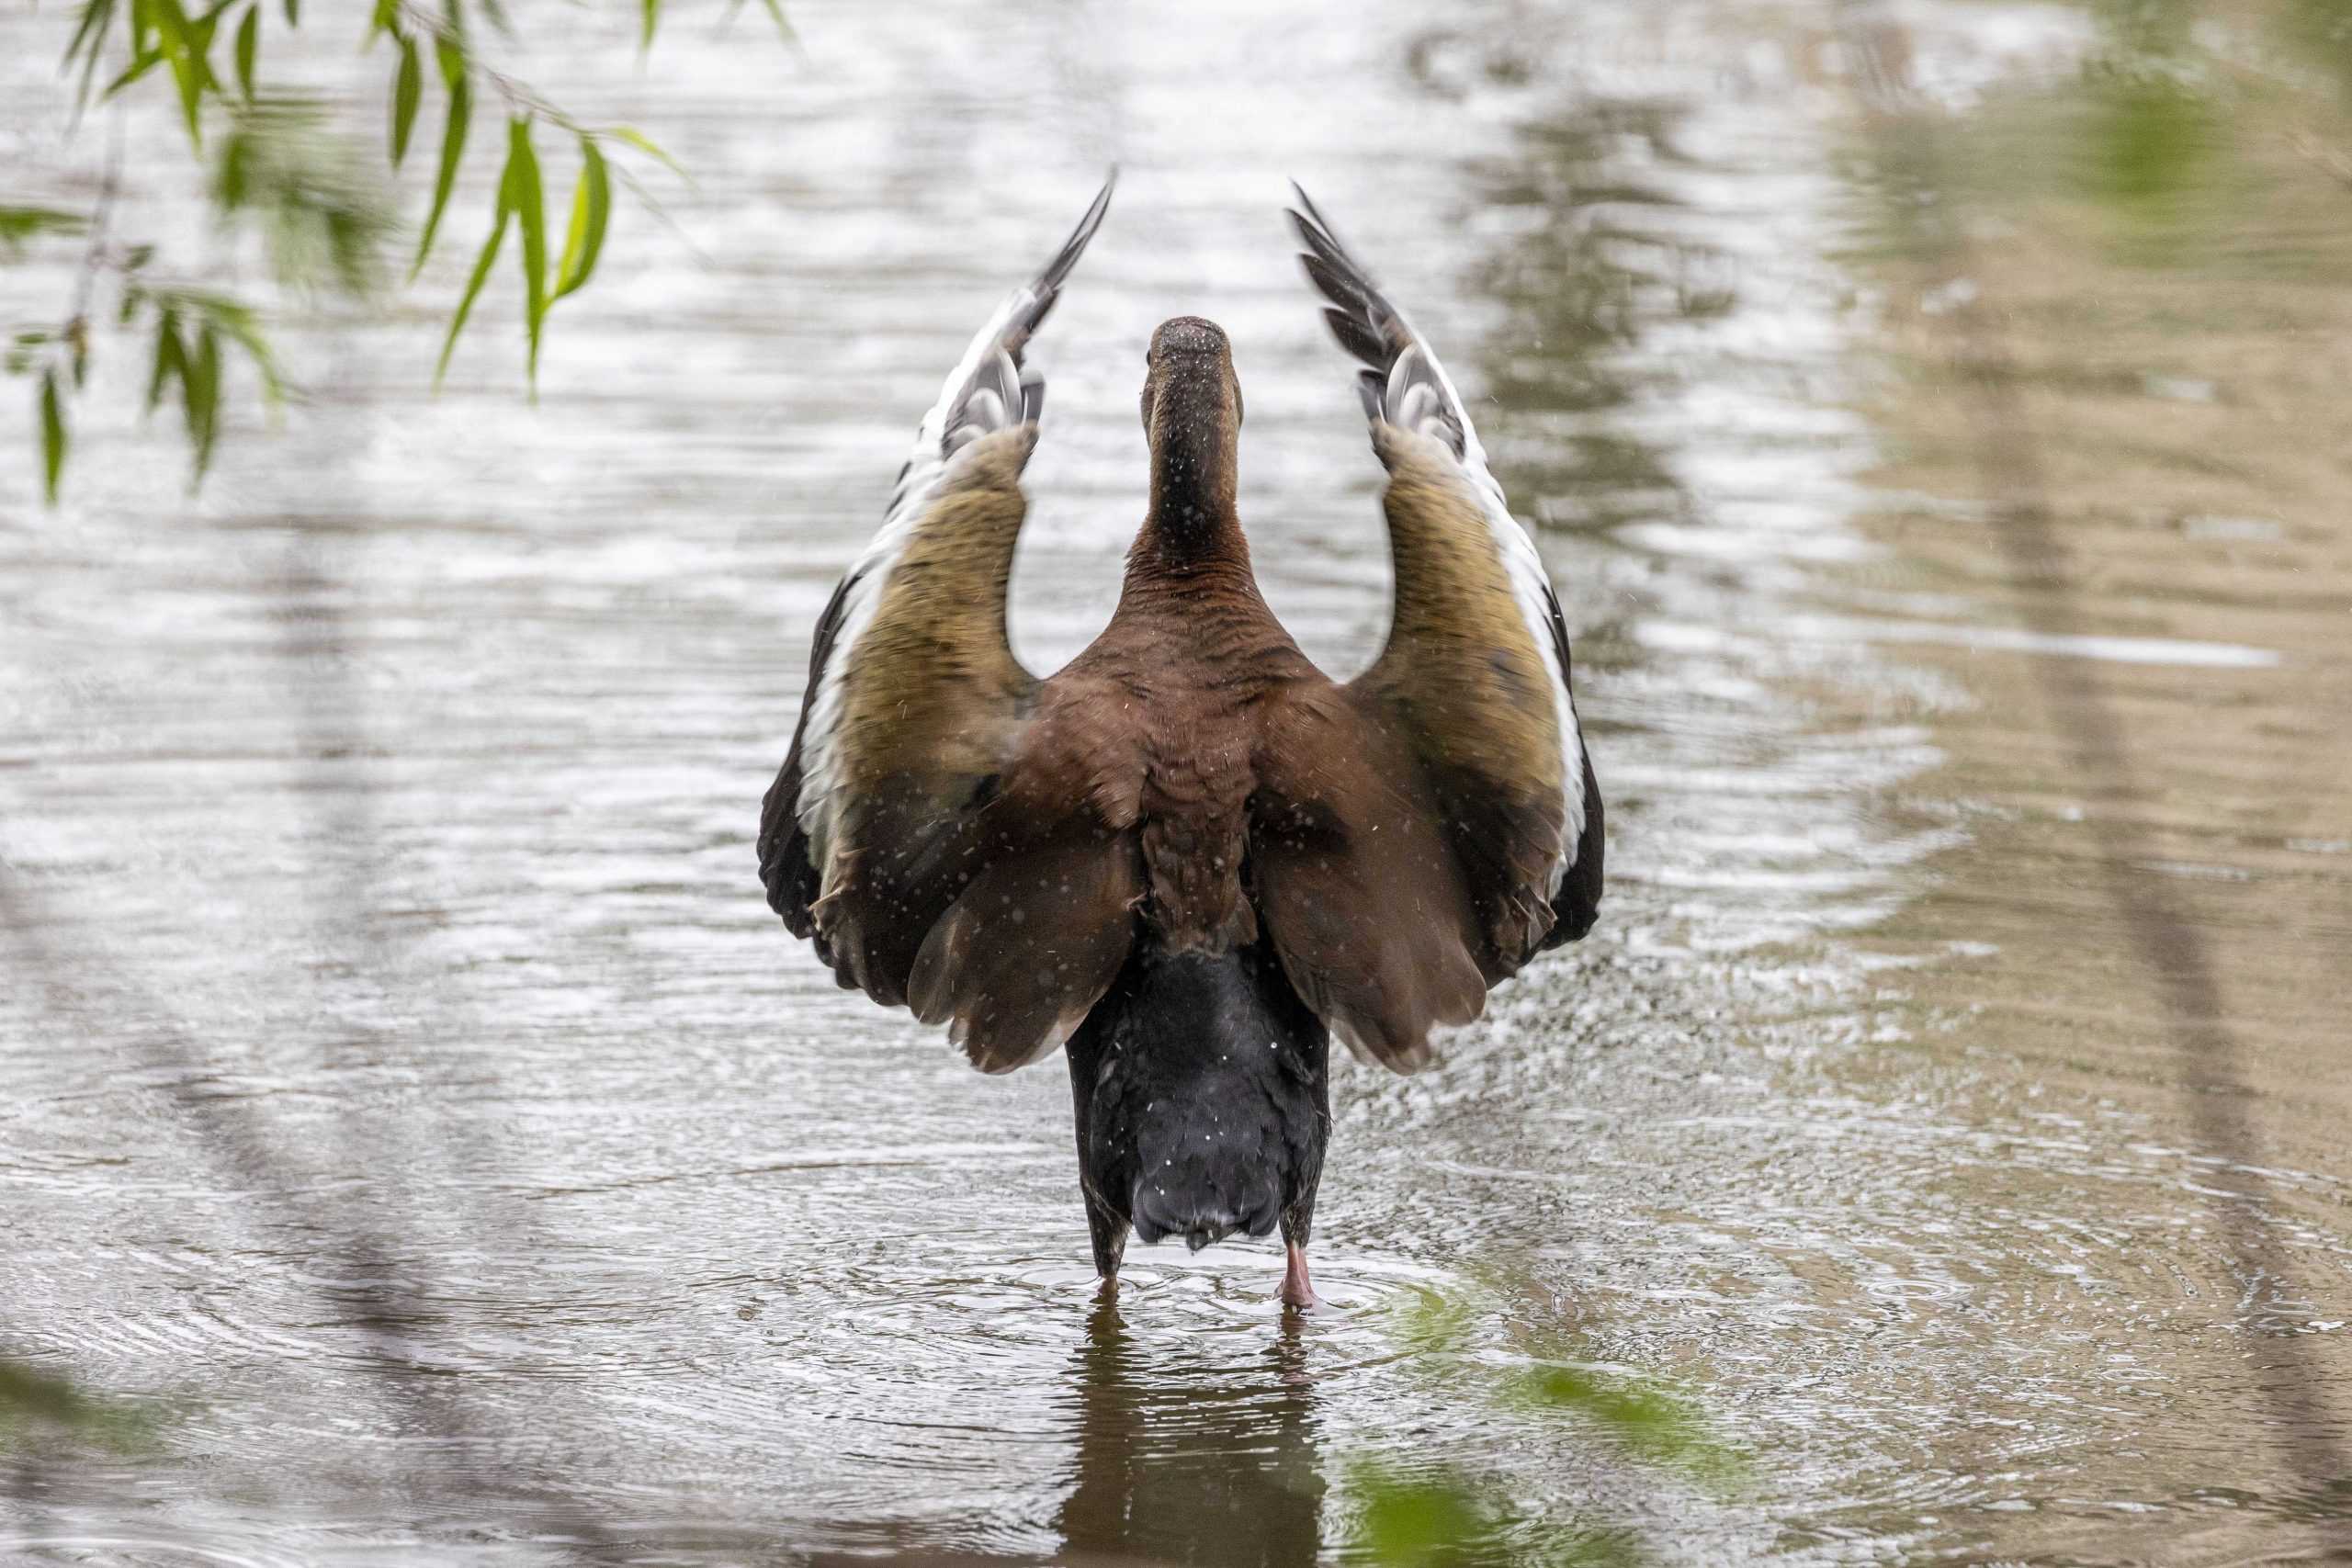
[4,1,2349,1563]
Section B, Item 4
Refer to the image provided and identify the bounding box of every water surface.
[4,1,2349,1562]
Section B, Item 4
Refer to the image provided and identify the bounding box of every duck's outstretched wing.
[758,175,1138,1072]
[1257,186,1603,1071]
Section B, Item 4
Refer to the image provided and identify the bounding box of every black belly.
[1061,939,1331,1268]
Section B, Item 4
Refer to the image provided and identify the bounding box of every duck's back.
[1049,557,1321,959]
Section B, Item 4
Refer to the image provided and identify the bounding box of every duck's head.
[1141,316,1243,430]
[1140,317,1243,529]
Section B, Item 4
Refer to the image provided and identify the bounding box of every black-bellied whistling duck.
[758,175,1602,1310]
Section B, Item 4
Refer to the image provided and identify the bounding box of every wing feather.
[1262,186,1600,1037]
[757,175,1133,1067]
[1250,684,1489,1073]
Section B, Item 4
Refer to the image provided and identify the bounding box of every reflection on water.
[5,0,2352,1562]
[1057,1298,1324,1566]
[1481,98,1709,538]
[1829,3,2352,1551]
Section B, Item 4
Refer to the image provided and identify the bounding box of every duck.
[758,174,1602,1310]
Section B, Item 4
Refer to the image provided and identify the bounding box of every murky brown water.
[5,1,2349,1562]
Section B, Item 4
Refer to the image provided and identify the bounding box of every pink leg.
[1280,1241,1321,1311]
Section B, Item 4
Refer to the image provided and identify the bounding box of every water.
[5,1,2350,1562]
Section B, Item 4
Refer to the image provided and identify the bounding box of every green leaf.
[150,0,218,149]
[100,48,165,102]
[40,369,67,505]
[233,4,256,97]
[639,0,659,50]
[434,33,464,88]
[607,125,685,181]
[148,309,187,412]
[1351,1465,1489,1567]
[145,288,284,407]
[166,55,204,147]
[64,0,115,73]
[411,70,470,277]
[390,34,422,166]
[506,117,548,388]
[186,324,222,478]
[193,296,284,404]
[552,136,608,302]
[281,0,297,23]
[216,125,252,208]
[2090,75,2211,209]
[0,207,87,256]
[65,0,121,102]
[0,1359,157,1452]
[752,0,795,47]
[435,167,512,387]
[367,0,397,42]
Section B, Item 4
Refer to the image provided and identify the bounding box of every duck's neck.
[1135,403,1245,573]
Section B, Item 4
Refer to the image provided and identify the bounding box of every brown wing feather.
[1246,438,1586,1073]
[1247,188,1606,1073]
[768,429,1139,1061]
[1357,424,1571,977]
[907,820,1143,1073]
[759,174,1128,1067]
[1284,186,1602,987]
[1250,682,1489,1073]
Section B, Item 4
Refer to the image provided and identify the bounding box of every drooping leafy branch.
[6,0,784,506]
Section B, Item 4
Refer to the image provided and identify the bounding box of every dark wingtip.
[1288,184,1404,417]
[1285,182,1357,268]
[989,171,1118,390]
[1285,185,1379,302]
[1287,179,1331,237]
[1040,168,1117,293]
